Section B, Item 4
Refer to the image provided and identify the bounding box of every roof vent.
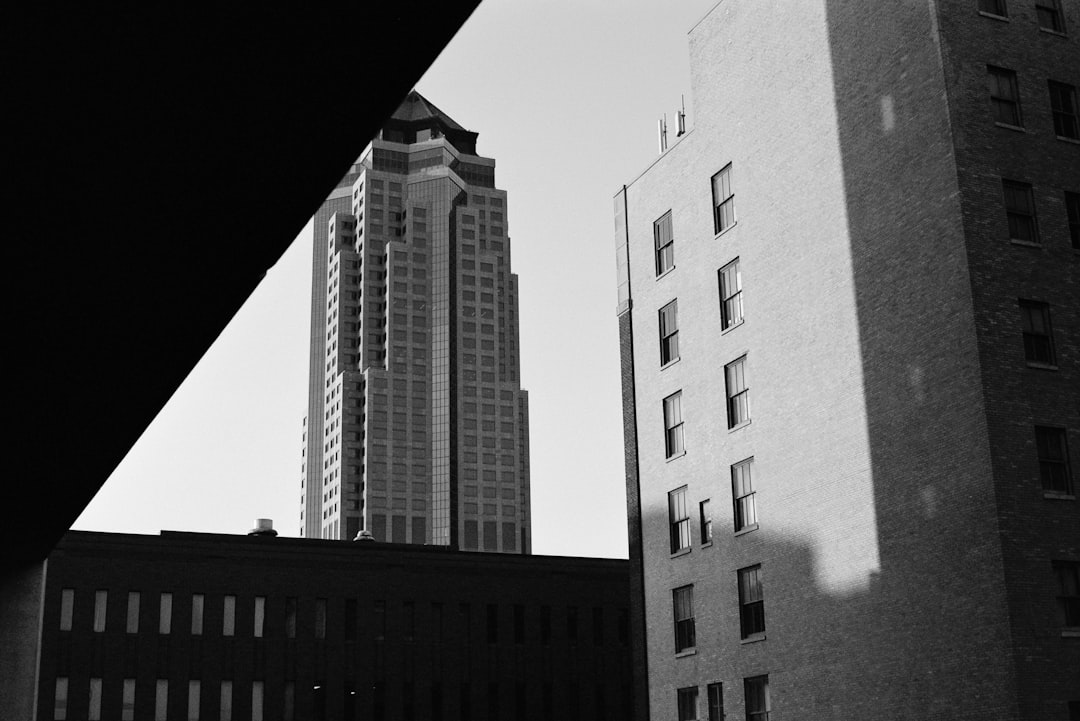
[247,519,278,537]
[353,530,376,542]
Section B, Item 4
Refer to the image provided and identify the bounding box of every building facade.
[301,92,531,553]
[33,530,630,721]
[616,1,1079,719]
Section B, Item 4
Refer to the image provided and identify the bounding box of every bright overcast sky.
[74,0,720,559]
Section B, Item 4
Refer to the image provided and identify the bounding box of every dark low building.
[34,529,630,721]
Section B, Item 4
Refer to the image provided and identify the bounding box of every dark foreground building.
[32,530,630,720]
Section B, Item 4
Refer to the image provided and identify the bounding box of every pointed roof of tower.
[390,90,467,131]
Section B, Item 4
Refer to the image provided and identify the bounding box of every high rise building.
[302,92,531,553]
[616,1,1077,719]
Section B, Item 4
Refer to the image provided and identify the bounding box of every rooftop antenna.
[658,113,668,154]
[676,95,686,137]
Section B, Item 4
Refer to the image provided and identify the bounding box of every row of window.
[677,676,770,721]
[979,0,1069,33]
[655,165,736,277]
[663,356,749,460]
[673,564,766,656]
[988,66,1078,139]
[57,591,628,645]
[668,459,757,555]
[1002,181,1079,249]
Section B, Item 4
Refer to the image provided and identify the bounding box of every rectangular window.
[284,682,295,721]
[567,606,579,642]
[93,590,107,632]
[59,588,74,631]
[978,0,1007,16]
[403,601,415,642]
[541,605,551,645]
[187,680,200,721]
[220,681,233,721]
[1003,180,1039,243]
[1053,561,1080,628]
[1019,300,1056,365]
[315,598,327,639]
[987,66,1022,126]
[223,595,236,636]
[126,591,140,634]
[718,259,743,329]
[672,585,696,653]
[122,679,136,721]
[725,357,749,428]
[699,499,712,544]
[54,677,68,720]
[253,596,265,638]
[655,211,674,275]
[744,676,770,721]
[486,604,498,644]
[1036,426,1073,494]
[514,604,525,644]
[1036,0,1066,32]
[252,682,264,721]
[285,597,297,638]
[592,607,604,645]
[375,600,386,641]
[155,680,168,721]
[738,566,766,638]
[191,594,204,635]
[712,164,735,233]
[663,391,685,458]
[659,300,680,365]
[677,687,699,721]
[1066,191,1080,249]
[732,458,758,531]
[1049,81,1079,139]
[707,683,724,721]
[89,678,103,721]
[669,486,691,553]
[159,592,173,635]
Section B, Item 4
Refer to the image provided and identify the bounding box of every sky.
[73,0,720,559]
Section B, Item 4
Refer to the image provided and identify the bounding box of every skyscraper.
[301,92,531,553]
[616,1,1077,719]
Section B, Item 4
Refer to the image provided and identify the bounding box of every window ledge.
[666,451,687,464]
[978,10,1009,20]
[734,523,760,537]
[720,319,744,336]
[728,420,751,434]
[1055,135,1080,145]
[1026,362,1059,371]
[1039,28,1068,37]
[1010,239,1042,248]
[670,547,692,559]
[1061,629,1080,638]
[701,541,713,549]
[656,266,676,282]
[714,221,738,240]
[740,633,766,645]
[660,357,681,371]
[1043,492,1076,501]
[995,122,1027,132]
[675,648,698,658]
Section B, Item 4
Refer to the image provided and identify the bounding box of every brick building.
[301,91,531,553]
[33,530,630,720]
[615,1,1079,718]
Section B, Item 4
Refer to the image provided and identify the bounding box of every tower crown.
[379,90,479,154]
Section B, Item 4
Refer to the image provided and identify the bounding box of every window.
[718,259,743,329]
[191,594,204,635]
[220,681,233,721]
[699,499,713,544]
[712,165,735,233]
[659,300,679,365]
[159,592,173,635]
[707,683,724,721]
[252,682,264,721]
[188,681,200,721]
[567,606,579,642]
[122,679,136,721]
[93,590,107,632]
[285,597,297,638]
[541,605,551,646]
[1049,81,1079,139]
[1036,0,1066,32]
[54,677,68,720]
[1066,191,1080,248]
[1002,180,1039,243]
[1036,426,1073,494]
[592,607,604,645]
[987,66,1022,126]
[1019,300,1056,365]
[669,486,691,553]
[663,391,685,458]
[655,211,674,275]
[725,357,749,428]
[744,676,770,721]
[253,596,265,637]
[738,565,766,638]
[486,604,498,644]
[315,598,327,639]
[1053,561,1080,628]
[126,591,140,633]
[89,678,103,721]
[223,595,236,636]
[978,0,1007,16]
[59,588,74,631]
[732,458,758,531]
[155,680,168,721]
[677,687,699,721]
[514,604,525,644]
[672,585,696,652]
